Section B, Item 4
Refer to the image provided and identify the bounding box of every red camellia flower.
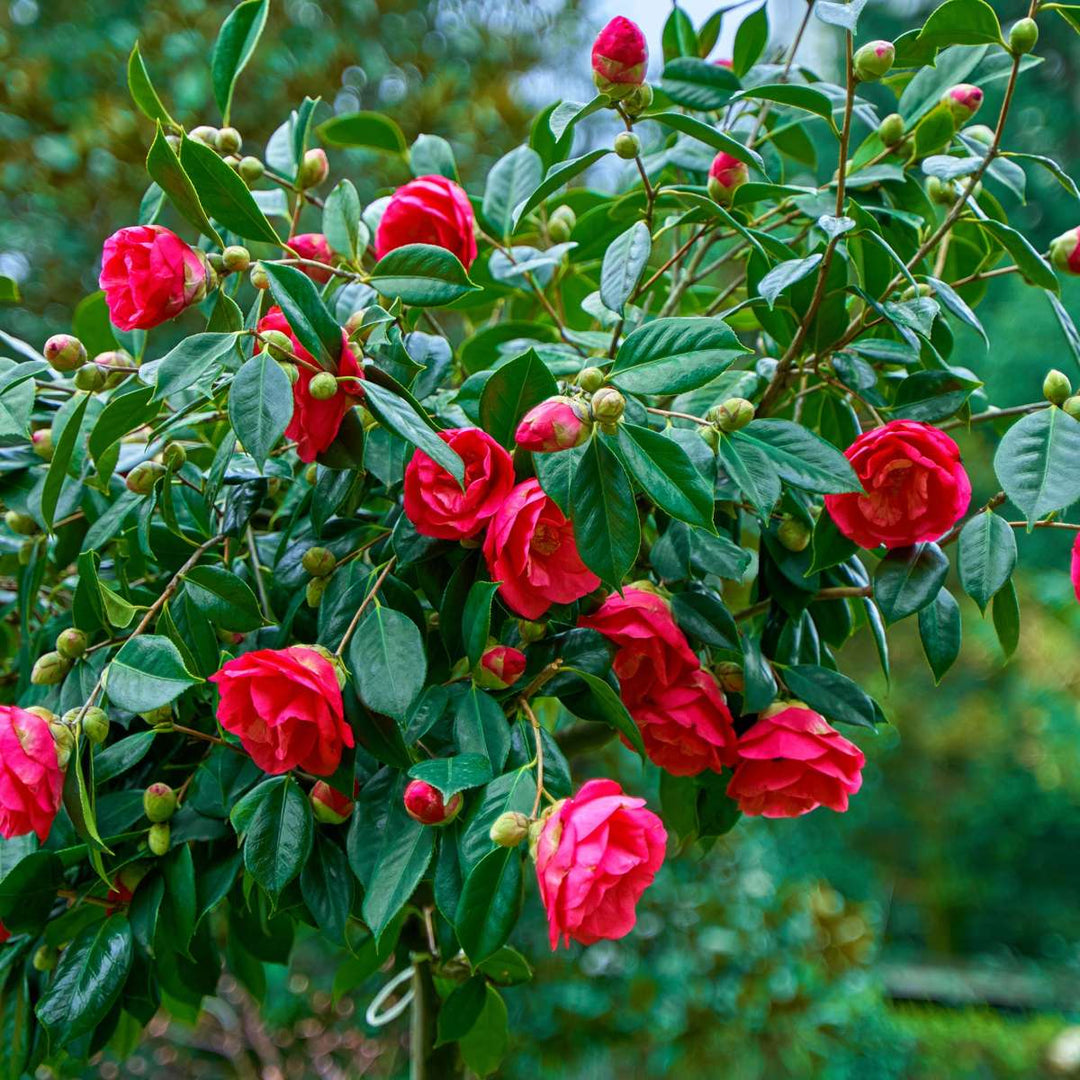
[310,780,355,824]
[824,419,971,550]
[0,705,64,843]
[591,16,648,94]
[0,920,9,944]
[209,646,353,776]
[257,306,364,463]
[707,151,749,205]
[515,397,592,453]
[403,779,462,826]
[631,670,738,777]
[1071,533,1080,604]
[99,225,213,331]
[726,703,865,818]
[477,644,527,689]
[105,876,135,916]
[403,427,514,541]
[375,175,477,269]
[579,587,698,704]
[483,479,600,620]
[535,778,666,949]
[289,233,335,284]
[1051,226,1080,275]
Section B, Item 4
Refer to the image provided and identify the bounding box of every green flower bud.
[48,720,74,769]
[81,707,109,746]
[33,945,59,972]
[18,540,35,565]
[260,329,293,362]
[143,782,178,823]
[614,131,641,160]
[250,264,271,290]
[31,651,71,686]
[139,705,173,727]
[1064,395,1080,421]
[31,429,53,461]
[207,252,226,275]
[853,40,895,82]
[238,156,265,184]
[698,424,721,451]
[306,576,328,608]
[576,367,605,393]
[166,134,182,152]
[1009,17,1038,55]
[189,125,219,147]
[302,546,336,577]
[43,334,87,372]
[279,362,299,384]
[25,705,57,724]
[591,387,625,424]
[162,442,187,470]
[222,245,251,273]
[126,460,166,495]
[489,810,530,848]
[548,205,577,243]
[711,397,755,433]
[777,515,812,553]
[299,148,329,189]
[714,660,745,694]
[305,463,319,484]
[308,371,340,401]
[1044,369,1072,407]
[516,618,547,644]
[878,113,904,147]
[5,510,38,535]
[216,126,243,154]
[56,627,88,659]
[965,124,996,146]
[148,822,171,856]
[623,83,654,115]
[73,364,107,392]
[94,350,136,389]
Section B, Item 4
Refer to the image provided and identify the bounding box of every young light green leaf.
[212,0,270,123]
[128,43,176,128]
[317,111,407,153]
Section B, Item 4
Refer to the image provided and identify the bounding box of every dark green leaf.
[127,43,175,127]
[570,436,640,587]
[300,835,351,943]
[183,565,263,632]
[408,754,493,799]
[478,348,558,448]
[211,0,269,122]
[105,634,201,712]
[781,664,879,729]
[874,542,950,624]
[361,798,434,941]
[349,603,426,719]
[317,112,407,153]
[512,149,612,229]
[991,577,1020,658]
[600,222,651,315]
[146,124,222,245]
[732,4,769,77]
[42,392,89,530]
[918,587,962,682]
[483,145,543,239]
[994,407,1080,524]
[462,580,501,667]
[957,511,1016,611]
[733,420,861,494]
[455,848,523,965]
[917,0,1003,46]
[648,112,765,174]
[368,244,479,307]
[454,686,512,774]
[229,351,294,471]
[243,776,313,896]
[615,423,715,530]
[362,380,465,483]
[261,262,343,368]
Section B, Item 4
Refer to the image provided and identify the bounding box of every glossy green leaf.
[994,407,1080,524]
[361,797,434,941]
[261,262,342,368]
[733,420,861,494]
[42,392,89,530]
[600,222,651,315]
[874,542,950,624]
[957,511,1017,611]
[483,145,543,239]
[299,834,352,943]
[228,350,294,471]
[154,331,240,399]
[455,848,523,965]
[105,634,202,712]
[512,149,612,229]
[781,664,879,729]
[459,985,509,1077]
[561,666,646,757]
[362,380,465,483]
[408,754,493,799]
[368,243,479,307]
[660,57,740,111]
[648,112,765,174]
[462,580,501,667]
[917,0,1004,46]
[918,587,962,683]
[349,602,426,719]
[454,686,512,774]
[183,565,263,632]
[322,179,365,262]
[732,4,769,77]
[479,348,559,448]
[317,111,407,153]
[571,436,640,586]
[127,43,175,128]
[992,577,1021,658]
[211,0,268,122]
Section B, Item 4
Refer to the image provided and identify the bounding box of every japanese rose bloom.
[579,587,698,704]
[99,225,212,331]
[591,16,648,92]
[375,175,478,269]
[403,427,514,541]
[824,419,971,550]
[707,151,749,204]
[482,479,600,619]
[289,233,335,284]
[257,307,364,463]
[726,703,865,818]
[1072,533,1080,604]
[515,396,591,453]
[631,670,738,776]
[0,705,64,843]
[535,778,666,949]
[210,646,353,776]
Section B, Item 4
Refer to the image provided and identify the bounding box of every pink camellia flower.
[257,306,364,463]
[942,83,983,123]
[824,419,971,550]
[591,16,649,95]
[853,40,895,82]
[1050,226,1080,275]
[726,702,865,818]
[1071,533,1080,604]
[289,233,335,284]
[99,225,213,331]
[483,479,600,620]
[477,645,527,689]
[310,780,356,824]
[515,396,592,453]
[630,669,738,777]
[579,587,698,705]
[375,176,477,269]
[713,58,733,69]
[403,779,462,826]
[707,151,749,206]
[535,778,666,949]
[209,646,353,777]
[0,705,64,843]
[403,427,515,541]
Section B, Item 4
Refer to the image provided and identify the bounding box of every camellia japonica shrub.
[2,0,1080,1074]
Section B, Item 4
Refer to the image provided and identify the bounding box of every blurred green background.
[4,0,1080,1076]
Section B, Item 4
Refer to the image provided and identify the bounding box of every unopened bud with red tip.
[48,721,74,769]
[1050,227,1080,275]
[44,334,87,373]
[591,16,649,98]
[5,510,37,535]
[31,651,71,686]
[715,660,745,694]
[308,371,340,401]
[311,780,355,824]
[143,782,177,823]
[299,148,330,189]
[490,810,530,848]
[126,461,166,495]
[710,397,755,432]
[707,151,749,206]
[475,645,527,690]
[56,628,88,659]
[302,546,336,577]
[403,779,463,826]
[1009,17,1038,55]
[853,40,895,82]
[941,84,983,125]
[1044,369,1072,407]
[148,822,170,856]
[777,515,812,552]
[95,350,136,389]
[879,113,904,147]
[515,396,592,452]
[591,387,625,425]
[31,429,53,461]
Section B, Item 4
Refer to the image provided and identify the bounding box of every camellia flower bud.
[222,245,251,273]
[148,822,171,856]
[941,83,983,125]
[698,425,720,451]
[707,151,749,206]
[591,387,625,425]
[31,430,53,461]
[1064,395,1080,421]
[216,126,243,154]
[515,396,592,453]
[614,131,641,160]
[5,510,38,535]
[306,577,328,608]
[965,124,995,146]
[853,40,895,82]
[1009,17,1038,55]
[31,651,71,686]
[143,782,177,823]
[548,205,577,243]
[878,113,904,147]
[711,397,755,433]
[475,644,527,690]
[162,442,187,470]
[1044,369,1072,407]
[777,515,812,552]
[1050,226,1080,275]
[302,546,336,577]
[310,780,355,824]
[279,362,299,385]
[25,705,58,724]
[308,371,340,401]
[126,460,167,495]
[714,660,745,694]
[250,264,271,290]
[140,705,173,727]
[404,779,463,826]
[189,125,219,147]
[48,721,75,769]
[591,16,649,98]
[260,329,294,363]
[95,349,136,389]
[44,333,87,372]
[517,619,547,644]
[81,707,109,746]
[238,156,264,185]
[299,148,330,189]
[33,945,58,972]
[73,364,107,392]
[490,810,530,848]
[56,627,88,659]
[577,367,605,393]
[623,82,654,115]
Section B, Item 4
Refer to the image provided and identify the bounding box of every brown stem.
[335,557,397,658]
[734,584,872,622]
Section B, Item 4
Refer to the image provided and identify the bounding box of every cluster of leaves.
[3,0,1080,1075]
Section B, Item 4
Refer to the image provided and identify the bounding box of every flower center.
[532,523,561,556]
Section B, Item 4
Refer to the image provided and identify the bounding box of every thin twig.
[335,557,397,658]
